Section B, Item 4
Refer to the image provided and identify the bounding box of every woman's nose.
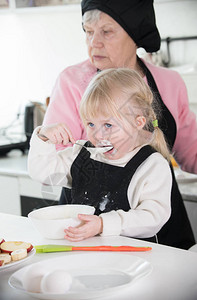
[90,32,103,48]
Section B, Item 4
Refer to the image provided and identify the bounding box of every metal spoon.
[37,133,112,152]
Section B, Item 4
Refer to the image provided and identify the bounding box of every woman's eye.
[103,30,112,35]
[105,123,112,128]
[86,30,93,36]
[88,122,94,128]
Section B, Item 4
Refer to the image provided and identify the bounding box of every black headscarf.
[81,0,161,53]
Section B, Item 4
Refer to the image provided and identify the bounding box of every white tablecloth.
[1,212,197,300]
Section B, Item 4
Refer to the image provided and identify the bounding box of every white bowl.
[28,205,95,239]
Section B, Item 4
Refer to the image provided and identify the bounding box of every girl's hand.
[64,214,103,242]
[38,123,75,145]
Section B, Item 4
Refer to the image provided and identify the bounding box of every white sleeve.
[100,153,172,238]
[27,127,81,188]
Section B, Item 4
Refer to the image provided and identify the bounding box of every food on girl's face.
[0,241,33,254]
[11,248,27,261]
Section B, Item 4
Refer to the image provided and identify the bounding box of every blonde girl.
[28,68,172,244]
[80,68,170,162]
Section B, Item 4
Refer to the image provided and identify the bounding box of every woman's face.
[83,12,137,70]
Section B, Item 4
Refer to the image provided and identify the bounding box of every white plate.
[8,252,152,299]
[0,248,35,271]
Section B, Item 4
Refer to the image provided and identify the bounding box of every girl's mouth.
[105,147,117,155]
[96,140,116,155]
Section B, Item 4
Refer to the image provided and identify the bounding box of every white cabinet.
[19,177,61,216]
[0,154,61,216]
[18,177,61,200]
[0,174,61,216]
[0,175,20,215]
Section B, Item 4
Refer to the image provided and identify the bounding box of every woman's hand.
[38,123,75,145]
[64,214,103,242]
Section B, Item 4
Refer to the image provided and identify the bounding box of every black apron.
[71,144,154,213]
[59,58,195,249]
[70,143,157,243]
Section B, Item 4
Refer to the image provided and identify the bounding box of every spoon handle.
[37,133,86,148]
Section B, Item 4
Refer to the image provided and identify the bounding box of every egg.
[40,270,73,294]
[22,265,46,293]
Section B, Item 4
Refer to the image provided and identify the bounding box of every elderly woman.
[43,0,197,249]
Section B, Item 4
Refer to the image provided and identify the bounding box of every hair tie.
[152,119,158,128]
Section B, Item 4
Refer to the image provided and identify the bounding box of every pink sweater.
[44,59,197,174]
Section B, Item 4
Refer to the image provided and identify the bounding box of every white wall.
[0,5,87,127]
[154,0,197,66]
[0,1,197,128]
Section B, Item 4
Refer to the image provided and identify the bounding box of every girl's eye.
[105,123,112,128]
[88,122,94,128]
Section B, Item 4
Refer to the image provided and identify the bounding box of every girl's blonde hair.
[80,68,171,161]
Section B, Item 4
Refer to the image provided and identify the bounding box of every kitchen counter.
[174,168,197,202]
[0,150,28,177]
[1,212,197,300]
[177,179,197,202]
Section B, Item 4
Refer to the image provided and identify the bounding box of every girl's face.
[83,12,137,70]
[85,113,141,160]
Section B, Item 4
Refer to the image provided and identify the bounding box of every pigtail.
[150,119,171,162]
